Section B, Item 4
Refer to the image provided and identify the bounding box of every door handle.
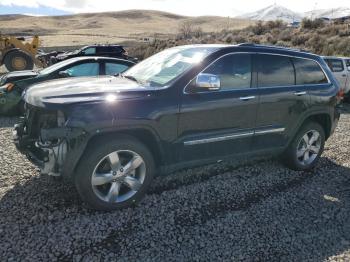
[240,96,255,101]
[294,91,307,96]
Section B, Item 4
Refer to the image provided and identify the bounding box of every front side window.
[105,62,129,75]
[258,55,295,87]
[325,59,344,72]
[294,58,328,85]
[66,62,99,77]
[39,59,78,75]
[82,47,96,55]
[201,54,252,90]
[123,46,221,88]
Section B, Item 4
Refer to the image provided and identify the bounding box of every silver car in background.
[323,56,350,98]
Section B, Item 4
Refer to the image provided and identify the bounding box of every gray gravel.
[1,106,350,261]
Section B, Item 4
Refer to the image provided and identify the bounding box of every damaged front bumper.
[13,119,87,178]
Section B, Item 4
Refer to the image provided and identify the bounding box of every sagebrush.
[129,19,350,59]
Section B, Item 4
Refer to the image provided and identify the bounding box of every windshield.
[39,59,78,75]
[123,46,220,87]
[72,48,82,55]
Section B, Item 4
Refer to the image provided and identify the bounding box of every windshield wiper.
[123,74,140,84]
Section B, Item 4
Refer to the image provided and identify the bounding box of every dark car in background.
[50,44,137,64]
[0,56,135,114]
[13,44,341,210]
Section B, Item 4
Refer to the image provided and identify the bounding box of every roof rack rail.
[236,43,310,53]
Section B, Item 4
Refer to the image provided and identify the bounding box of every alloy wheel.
[91,150,146,203]
[296,130,321,166]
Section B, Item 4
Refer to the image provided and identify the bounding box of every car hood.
[1,70,38,84]
[24,76,152,108]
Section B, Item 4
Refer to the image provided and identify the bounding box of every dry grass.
[0,10,252,47]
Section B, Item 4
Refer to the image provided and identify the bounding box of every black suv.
[13,44,341,210]
[50,44,136,64]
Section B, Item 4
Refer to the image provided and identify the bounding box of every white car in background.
[323,56,350,98]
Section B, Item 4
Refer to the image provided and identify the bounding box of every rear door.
[253,54,330,151]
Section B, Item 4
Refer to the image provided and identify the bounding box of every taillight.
[337,88,345,101]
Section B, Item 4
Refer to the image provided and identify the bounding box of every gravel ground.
[1,106,350,261]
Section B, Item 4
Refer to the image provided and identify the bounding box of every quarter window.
[257,55,295,87]
[345,59,350,71]
[293,58,328,85]
[202,53,252,90]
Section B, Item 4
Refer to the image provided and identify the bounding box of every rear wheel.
[4,50,34,71]
[75,136,155,211]
[282,122,325,171]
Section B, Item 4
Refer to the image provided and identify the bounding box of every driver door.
[178,53,259,162]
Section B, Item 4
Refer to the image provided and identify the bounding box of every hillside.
[0,10,252,47]
[304,7,350,19]
[238,5,303,23]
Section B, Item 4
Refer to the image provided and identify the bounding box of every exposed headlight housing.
[57,110,66,127]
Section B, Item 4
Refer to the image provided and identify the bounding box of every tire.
[17,100,25,115]
[282,122,325,171]
[74,135,155,211]
[4,50,34,71]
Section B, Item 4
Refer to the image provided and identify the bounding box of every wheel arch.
[292,112,332,142]
[73,127,164,175]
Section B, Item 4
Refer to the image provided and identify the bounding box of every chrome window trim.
[183,51,331,95]
[183,127,285,146]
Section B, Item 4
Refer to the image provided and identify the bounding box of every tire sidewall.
[285,122,325,171]
[75,136,155,211]
[4,51,34,71]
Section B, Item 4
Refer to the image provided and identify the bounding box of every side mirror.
[195,73,221,91]
[58,70,71,77]
[347,66,350,71]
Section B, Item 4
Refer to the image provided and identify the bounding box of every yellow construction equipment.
[0,35,43,72]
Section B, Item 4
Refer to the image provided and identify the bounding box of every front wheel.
[282,122,325,171]
[4,50,34,71]
[75,136,155,211]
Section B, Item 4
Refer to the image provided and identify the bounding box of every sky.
[0,0,350,16]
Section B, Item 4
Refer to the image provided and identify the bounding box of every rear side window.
[325,59,344,72]
[98,46,110,53]
[293,58,328,85]
[111,46,124,54]
[257,55,294,87]
[98,46,123,54]
[346,59,350,70]
[105,62,129,75]
[202,53,252,90]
